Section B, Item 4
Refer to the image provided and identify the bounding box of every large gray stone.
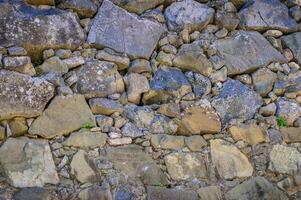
[142,67,192,104]
[58,0,98,18]
[239,0,298,33]
[88,0,165,59]
[77,60,124,98]
[0,137,59,187]
[0,0,85,63]
[164,152,207,181]
[100,145,168,186]
[212,79,263,124]
[29,95,95,139]
[226,176,289,200]
[164,0,214,32]
[110,0,165,14]
[0,70,55,120]
[214,31,287,75]
[173,43,213,76]
[276,97,301,126]
[282,32,301,65]
[147,186,199,200]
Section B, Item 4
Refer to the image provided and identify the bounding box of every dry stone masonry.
[0,0,300,199]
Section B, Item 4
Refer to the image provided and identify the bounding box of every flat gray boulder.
[77,60,125,98]
[164,0,214,32]
[110,0,165,14]
[0,137,59,187]
[0,70,55,120]
[0,1,85,63]
[282,32,301,65]
[214,31,287,75]
[29,94,95,139]
[239,0,298,33]
[88,0,165,59]
[212,79,263,124]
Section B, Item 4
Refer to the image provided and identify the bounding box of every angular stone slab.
[88,0,165,59]
[239,0,298,33]
[0,70,55,120]
[77,60,124,98]
[0,1,85,63]
[214,31,287,75]
[100,145,168,186]
[0,137,59,187]
[212,79,263,124]
[147,186,199,200]
[282,32,301,65]
[29,94,95,139]
[164,0,214,32]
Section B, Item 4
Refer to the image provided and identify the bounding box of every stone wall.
[0,0,301,199]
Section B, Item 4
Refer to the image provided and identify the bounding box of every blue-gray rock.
[88,0,165,59]
[58,0,98,18]
[110,0,165,14]
[0,0,86,63]
[214,31,287,75]
[212,79,263,124]
[147,186,199,200]
[164,0,214,32]
[239,0,299,33]
[0,70,55,120]
[142,67,192,104]
[13,187,50,200]
[276,97,301,126]
[282,32,301,65]
[77,60,125,98]
[225,176,289,200]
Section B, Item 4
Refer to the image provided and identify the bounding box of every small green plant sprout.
[276,116,287,127]
[81,122,94,129]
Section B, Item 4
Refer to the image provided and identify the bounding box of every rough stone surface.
[77,60,124,98]
[0,70,55,120]
[282,32,301,65]
[111,0,164,14]
[147,186,199,200]
[13,187,50,200]
[3,56,35,76]
[100,145,168,186]
[269,144,301,174]
[214,31,287,75]
[70,150,98,183]
[252,68,277,96]
[164,152,207,181]
[226,176,289,200]
[143,67,192,104]
[164,0,215,32]
[197,186,223,200]
[173,43,213,76]
[38,56,69,75]
[58,0,98,18]
[276,97,301,126]
[151,134,185,150]
[124,73,150,104]
[0,137,59,187]
[212,79,263,124]
[88,0,165,59]
[88,98,123,115]
[210,139,253,179]
[178,100,221,135]
[280,127,301,143]
[63,129,108,148]
[0,1,85,62]
[29,95,95,139]
[239,0,298,33]
[229,124,269,145]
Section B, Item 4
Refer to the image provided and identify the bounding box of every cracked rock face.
[88,0,165,59]
[164,0,214,32]
[214,31,287,75]
[0,70,55,120]
[0,0,86,63]
[239,0,298,33]
[0,137,59,187]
